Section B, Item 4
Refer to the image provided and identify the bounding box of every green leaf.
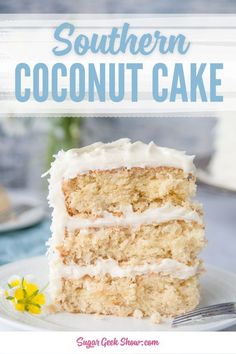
[32,289,39,297]
[30,303,41,308]
[28,289,39,299]
[39,282,49,293]
[6,296,14,301]
[17,300,25,304]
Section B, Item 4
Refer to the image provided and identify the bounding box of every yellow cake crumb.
[133,309,144,319]
[150,312,162,324]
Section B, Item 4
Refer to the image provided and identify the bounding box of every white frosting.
[47,139,195,181]
[50,258,199,283]
[67,204,202,230]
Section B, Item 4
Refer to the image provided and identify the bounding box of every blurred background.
[1,0,236,13]
[0,1,235,289]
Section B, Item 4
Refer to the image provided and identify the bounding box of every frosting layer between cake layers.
[66,204,203,230]
[49,258,201,291]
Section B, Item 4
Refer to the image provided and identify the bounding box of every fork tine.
[173,306,236,324]
[172,303,236,327]
[174,302,235,320]
[172,317,194,326]
[173,310,236,327]
[175,302,235,316]
[173,307,236,325]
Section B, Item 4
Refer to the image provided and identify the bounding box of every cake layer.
[58,221,205,266]
[62,167,196,218]
[55,273,200,317]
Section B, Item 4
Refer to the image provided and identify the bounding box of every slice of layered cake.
[47,139,205,318]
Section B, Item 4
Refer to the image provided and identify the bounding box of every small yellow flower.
[34,293,46,305]
[15,302,25,312]
[28,304,41,314]
[9,279,21,288]
[4,275,47,315]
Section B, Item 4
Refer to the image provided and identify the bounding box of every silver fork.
[172,302,236,327]
[0,204,33,224]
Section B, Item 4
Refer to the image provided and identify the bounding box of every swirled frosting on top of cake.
[50,138,195,180]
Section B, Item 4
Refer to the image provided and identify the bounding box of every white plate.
[197,169,236,193]
[0,256,236,331]
[0,190,46,233]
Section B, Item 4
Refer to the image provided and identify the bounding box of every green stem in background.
[46,117,83,167]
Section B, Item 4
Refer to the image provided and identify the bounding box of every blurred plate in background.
[197,170,236,194]
[0,190,46,233]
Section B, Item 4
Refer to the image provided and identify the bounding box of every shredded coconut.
[133,309,144,319]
